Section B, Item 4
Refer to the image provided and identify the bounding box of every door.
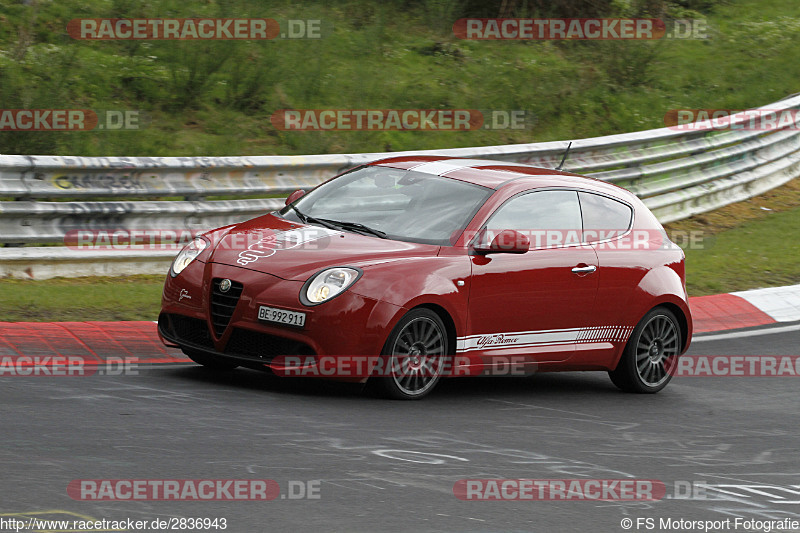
[466,190,599,364]
[573,191,639,366]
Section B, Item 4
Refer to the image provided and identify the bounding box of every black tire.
[183,349,239,371]
[609,307,682,393]
[373,308,449,400]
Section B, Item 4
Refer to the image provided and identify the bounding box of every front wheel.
[609,307,681,393]
[373,309,449,400]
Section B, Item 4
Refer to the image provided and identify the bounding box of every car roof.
[369,155,632,199]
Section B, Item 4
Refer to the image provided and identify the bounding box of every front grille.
[159,313,213,349]
[210,278,243,337]
[159,313,315,365]
[225,328,315,363]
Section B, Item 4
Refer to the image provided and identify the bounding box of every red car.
[158,156,692,399]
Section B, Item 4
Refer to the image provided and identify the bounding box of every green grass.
[2,0,800,156]
[683,205,800,296]
[2,0,800,320]
[0,275,165,322]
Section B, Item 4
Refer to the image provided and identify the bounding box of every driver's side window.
[484,190,582,249]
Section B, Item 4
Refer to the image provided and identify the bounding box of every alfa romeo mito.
[158,156,692,399]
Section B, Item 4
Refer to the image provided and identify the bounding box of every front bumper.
[158,262,405,368]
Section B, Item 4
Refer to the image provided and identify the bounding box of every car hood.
[207,213,441,280]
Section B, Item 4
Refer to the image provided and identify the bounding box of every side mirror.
[473,229,530,255]
[285,189,306,206]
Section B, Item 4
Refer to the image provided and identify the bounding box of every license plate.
[258,306,306,327]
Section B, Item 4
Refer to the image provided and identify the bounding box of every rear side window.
[579,192,633,243]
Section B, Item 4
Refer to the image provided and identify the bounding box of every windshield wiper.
[317,219,387,239]
[288,205,387,238]
[289,204,339,232]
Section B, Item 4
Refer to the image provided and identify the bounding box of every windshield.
[278,166,492,245]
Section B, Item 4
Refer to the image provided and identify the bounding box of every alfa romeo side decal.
[457,326,634,353]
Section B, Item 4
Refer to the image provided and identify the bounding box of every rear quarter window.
[579,192,633,242]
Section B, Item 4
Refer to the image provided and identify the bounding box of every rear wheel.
[183,349,239,371]
[373,309,449,400]
[609,307,681,393]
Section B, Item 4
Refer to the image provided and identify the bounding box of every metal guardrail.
[2,93,800,277]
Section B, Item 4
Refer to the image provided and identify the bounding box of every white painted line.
[732,284,800,322]
[692,322,800,342]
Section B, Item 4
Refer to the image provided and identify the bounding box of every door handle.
[571,265,597,274]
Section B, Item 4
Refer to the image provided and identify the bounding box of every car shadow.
[163,365,366,398]
[162,364,624,400]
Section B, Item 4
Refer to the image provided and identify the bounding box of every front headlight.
[171,237,207,277]
[301,267,362,305]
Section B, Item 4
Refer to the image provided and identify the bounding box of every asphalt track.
[1,322,799,532]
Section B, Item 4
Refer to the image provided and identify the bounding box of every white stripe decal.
[408,159,529,176]
[457,326,633,352]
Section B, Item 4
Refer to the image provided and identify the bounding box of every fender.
[352,255,470,346]
[607,264,693,369]
[635,264,691,322]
